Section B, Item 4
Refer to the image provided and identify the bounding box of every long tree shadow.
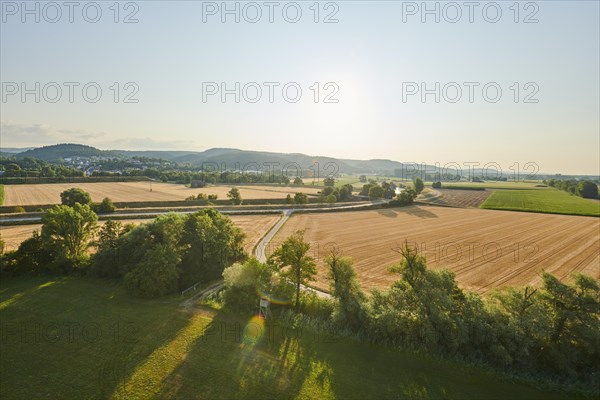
[0,276,191,400]
[377,206,439,219]
[155,308,323,399]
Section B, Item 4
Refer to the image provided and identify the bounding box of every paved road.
[175,199,391,303]
[255,209,293,263]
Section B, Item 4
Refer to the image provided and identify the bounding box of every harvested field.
[2,182,323,206]
[419,188,492,208]
[0,214,279,254]
[270,206,600,294]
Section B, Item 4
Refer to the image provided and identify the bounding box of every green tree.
[2,231,51,275]
[222,258,274,312]
[432,181,442,189]
[93,197,116,214]
[93,213,185,280]
[60,188,92,207]
[293,177,304,185]
[294,192,308,204]
[227,187,243,205]
[124,244,180,298]
[286,194,293,204]
[268,230,317,311]
[96,219,123,251]
[359,175,367,183]
[538,272,600,375]
[323,177,336,187]
[41,203,98,271]
[576,181,598,199]
[326,194,337,203]
[368,185,384,200]
[413,178,425,194]
[178,209,246,288]
[327,252,367,329]
[390,188,417,206]
[359,184,374,196]
[338,184,353,201]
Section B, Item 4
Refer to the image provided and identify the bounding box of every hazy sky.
[1,1,599,174]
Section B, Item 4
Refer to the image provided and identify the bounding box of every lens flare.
[242,315,266,345]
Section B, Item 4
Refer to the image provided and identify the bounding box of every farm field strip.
[2,182,323,206]
[481,189,600,216]
[430,181,545,190]
[270,206,600,293]
[419,188,492,208]
[0,214,280,255]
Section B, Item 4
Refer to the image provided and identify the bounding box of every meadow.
[1,182,323,207]
[481,189,600,217]
[0,276,578,400]
[269,207,600,293]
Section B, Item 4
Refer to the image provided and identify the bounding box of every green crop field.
[481,188,600,217]
[0,184,4,205]
[431,181,545,190]
[0,276,577,400]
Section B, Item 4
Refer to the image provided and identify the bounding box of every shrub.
[294,192,308,204]
[388,188,417,206]
[432,181,442,189]
[60,188,92,207]
[227,187,243,205]
[222,258,272,312]
[368,186,384,200]
[13,206,26,213]
[93,197,116,214]
[413,178,425,194]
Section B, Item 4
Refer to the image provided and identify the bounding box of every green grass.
[481,188,600,217]
[430,181,545,190]
[0,276,582,400]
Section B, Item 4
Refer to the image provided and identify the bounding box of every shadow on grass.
[154,310,319,399]
[0,277,574,400]
[0,276,190,400]
[153,306,574,400]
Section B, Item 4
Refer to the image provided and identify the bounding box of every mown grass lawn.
[0,276,581,399]
[481,188,600,217]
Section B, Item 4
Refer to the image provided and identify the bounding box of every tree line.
[221,233,599,394]
[0,188,246,298]
[544,179,599,199]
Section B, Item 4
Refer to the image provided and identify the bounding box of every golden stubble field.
[2,182,322,206]
[270,206,600,293]
[0,214,280,255]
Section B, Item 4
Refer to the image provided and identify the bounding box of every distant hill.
[0,147,34,153]
[16,144,105,161]
[9,143,444,175]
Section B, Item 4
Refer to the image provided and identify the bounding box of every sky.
[1,0,599,175]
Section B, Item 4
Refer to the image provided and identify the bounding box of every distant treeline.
[544,178,599,199]
[1,157,84,179]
